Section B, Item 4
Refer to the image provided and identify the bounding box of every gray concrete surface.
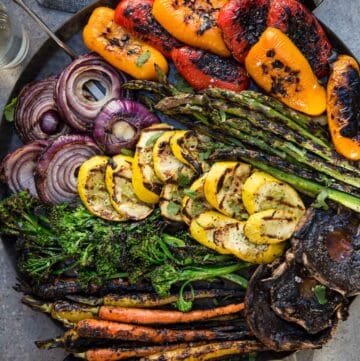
[0,1,359,360]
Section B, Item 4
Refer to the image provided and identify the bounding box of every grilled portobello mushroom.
[269,252,346,334]
[293,208,360,296]
[245,261,338,351]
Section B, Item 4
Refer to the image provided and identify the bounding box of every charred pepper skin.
[171,46,249,91]
[114,0,183,59]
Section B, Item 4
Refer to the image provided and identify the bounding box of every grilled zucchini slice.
[190,211,235,255]
[204,162,251,220]
[242,171,305,218]
[160,183,184,223]
[181,174,212,225]
[105,155,153,221]
[153,131,195,183]
[132,124,173,204]
[170,130,211,174]
[244,209,299,245]
[190,211,285,263]
[78,156,127,221]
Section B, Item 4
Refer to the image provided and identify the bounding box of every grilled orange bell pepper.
[245,27,326,116]
[152,0,231,57]
[327,55,360,161]
[83,7,168,80]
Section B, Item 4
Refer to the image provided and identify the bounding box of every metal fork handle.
[11,0,77,59]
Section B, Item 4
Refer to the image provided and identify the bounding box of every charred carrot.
[76,319,247,343]
[66,289,245,307]
[140,340,269,361]
[75,343,204,361]
[98,303,244,324]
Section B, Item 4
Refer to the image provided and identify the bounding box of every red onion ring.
[93,99,159,154]
[55,53,130,133]
[35,135,101,204]
[14,76,72,143]
[2,141,49,197]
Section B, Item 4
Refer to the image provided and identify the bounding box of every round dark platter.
[0,1,357,361]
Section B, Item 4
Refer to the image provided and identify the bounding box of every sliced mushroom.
[245,262,338,351]
[293,208,360,296]
[269,252,345,334]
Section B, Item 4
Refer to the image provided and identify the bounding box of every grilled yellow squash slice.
[153,131,195,184]
[242,171,305,218]
[244,209,299,245]
[170,130,211,174]
[181,174,212,225]
[78,156,127,221]
[160,183,184,223]
[204,162,251,220]
[132,124,173,204]
[105,155,153,221]
[190,211,285,263]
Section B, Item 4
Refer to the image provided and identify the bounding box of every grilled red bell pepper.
[267,0,332,78]
[114,0,182,59]
[218,0,270,64]
[171,46,249,92]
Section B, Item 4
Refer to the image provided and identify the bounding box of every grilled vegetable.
[99,303,244,324]
[190,211,286,263]
[204,162,251,220]
[78,156,127,221]
[83,7,168,80]
[245,27,327,116]
[170,130,211,174]
[327,55,360,160]
[182,174,213,225]
[160,183,185,222]
[114,0,182,58]
[75,344,195,361]
[132,124,173,204]
[218,0,270,63]
[105,155,153,220]
[171,46,249,91]
[267,0,332,78]
[141,340,269,361]
[76,318,247,343]
[153,131,195,183]
[244,208,299,244]
[152,0,230,57]
[93,99,159,155]
[68,289,244,308]
[242,171,305,218]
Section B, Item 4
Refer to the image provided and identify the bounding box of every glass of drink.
[0,1,29,69]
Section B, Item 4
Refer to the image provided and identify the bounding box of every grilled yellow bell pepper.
[83,7,168,80]
[152,0,230,57]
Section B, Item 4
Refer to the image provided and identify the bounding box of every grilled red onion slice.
[2,141,49,197]
[35,135,101,204]
[55,53,130,133]
[93,99,159,154]
[15,76,71,143]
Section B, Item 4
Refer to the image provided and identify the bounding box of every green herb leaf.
[313,285,328,305]
[184,189,197,199]
[199,149,212,161]
[136,50,151,68]
[120,149,135,157]
[174,73,194,94]
[313,189,329,210]
[178,174,191,188]
[167,202,181,217]
[4,97,17,122]
[145,133,162,146]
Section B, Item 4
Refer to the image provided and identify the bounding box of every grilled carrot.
[75,343,204,361]
[67,289,244,307]
[140,340,269,361]
[98,303,244,324]
[76,319,247,343]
